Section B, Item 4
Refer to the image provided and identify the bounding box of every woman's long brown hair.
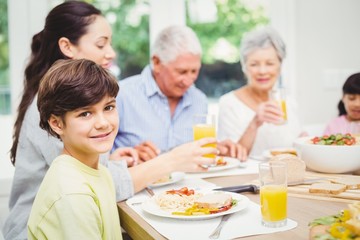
[10,1,101,165]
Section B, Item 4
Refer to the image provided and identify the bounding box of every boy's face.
[52,95,118,162]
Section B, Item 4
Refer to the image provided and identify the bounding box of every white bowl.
[293,136,360,174]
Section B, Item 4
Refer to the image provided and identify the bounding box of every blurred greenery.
[0,0,268,114]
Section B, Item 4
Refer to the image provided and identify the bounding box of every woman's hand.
[217,139,248,161]
[110,147,139,167]
[255,100,284,126]
[165,137,219,172]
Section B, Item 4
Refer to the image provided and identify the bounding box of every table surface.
[117,174,348,240]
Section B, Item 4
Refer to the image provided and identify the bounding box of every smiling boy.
[27,59,122,239]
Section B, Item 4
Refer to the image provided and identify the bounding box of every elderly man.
[113,25,247,162]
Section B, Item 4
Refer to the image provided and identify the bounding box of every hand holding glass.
[270,88,287,124]
[193,114,217,159]
[259,162,287,228]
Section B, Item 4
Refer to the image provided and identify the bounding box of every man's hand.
[217,139,247,161]
[110,147,139,167]
[134,141,161,162]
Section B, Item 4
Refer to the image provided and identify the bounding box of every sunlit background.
[1,0,360,232]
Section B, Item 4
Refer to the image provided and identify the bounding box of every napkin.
[126,199,297,240]
[185,159,259,179]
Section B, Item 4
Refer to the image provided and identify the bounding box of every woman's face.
[71,15,116,69]
[343,94,360,121]
[244,46,281,92]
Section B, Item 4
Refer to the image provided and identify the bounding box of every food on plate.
[156,187,201,212]
[195,192,232,210]
[270,149,297,156]
[156,188,237,216]
[310,133,357,146]
[309,201,360,239]
[173,192,237,215]
[215,157,227,166]
[166,187,195,196]
[309,183,347,195]
[330,177,360,190]
[270,154,306,183]
[153,174,172,184]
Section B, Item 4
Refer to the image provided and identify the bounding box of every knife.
[214,184,259,194]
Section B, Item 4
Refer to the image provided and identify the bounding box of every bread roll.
[270,153,306,183]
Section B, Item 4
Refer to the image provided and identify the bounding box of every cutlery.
[145,187,155,196]
[214,184,259,193]
[209,214,231,239]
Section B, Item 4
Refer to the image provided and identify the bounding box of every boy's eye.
[105,105,115,111]
[79,112,91,117]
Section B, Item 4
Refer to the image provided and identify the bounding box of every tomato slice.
[166,187,195,196]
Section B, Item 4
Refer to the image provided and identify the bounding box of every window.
[92,0,269,98]
[0,0,9,115]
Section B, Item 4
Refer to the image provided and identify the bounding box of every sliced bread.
[309,183,347,195]
[195,192,232,209]
[270,154,306,183]
[330,177,360,190]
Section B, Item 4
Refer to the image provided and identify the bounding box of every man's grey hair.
[151,25,202,64]
[240,26,286,71]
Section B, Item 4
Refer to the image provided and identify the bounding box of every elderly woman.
[218,26,302,156]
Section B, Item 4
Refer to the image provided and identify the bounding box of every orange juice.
[260,185,287,222]
[280,99,287,121]
[193,124,217,158]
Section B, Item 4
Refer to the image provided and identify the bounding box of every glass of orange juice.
[193,114,217,159]
[259,162,287,227]
[270,88,287,124]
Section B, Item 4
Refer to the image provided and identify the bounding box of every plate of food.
[205,157,243,172]
[262,148,298,160]
[141,187,250,220]
[148,172,185,188]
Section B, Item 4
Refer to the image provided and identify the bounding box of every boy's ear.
[58,37,75,59]
[48,115,64,136]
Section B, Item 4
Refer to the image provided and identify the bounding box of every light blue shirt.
[113,65,208,152]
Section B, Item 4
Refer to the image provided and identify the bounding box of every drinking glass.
[193,114,217,159]
[259,162,287,227]
[349,121,360,137]
[270,88,287,124]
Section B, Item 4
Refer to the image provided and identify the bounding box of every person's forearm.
[128,154,173,193]
[238,117,260,153]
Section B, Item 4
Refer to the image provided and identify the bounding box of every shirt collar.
[142,65,164,98]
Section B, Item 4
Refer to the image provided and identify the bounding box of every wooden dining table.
[117,174,349,240]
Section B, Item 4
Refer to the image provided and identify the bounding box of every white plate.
[148,172,185,188]
[262,148,298,160]
[141,191,250,220]
[206,157,242,172]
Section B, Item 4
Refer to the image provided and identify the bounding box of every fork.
[145,187,155,196]
[209,214,231,239]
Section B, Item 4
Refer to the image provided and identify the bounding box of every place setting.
[126,161,298,240]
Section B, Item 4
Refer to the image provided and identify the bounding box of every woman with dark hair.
[324,73,360,135]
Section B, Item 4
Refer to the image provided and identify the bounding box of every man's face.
[152,53,201,99]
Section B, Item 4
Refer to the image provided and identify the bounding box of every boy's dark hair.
[338,73,360,116]
[37,59,119,138]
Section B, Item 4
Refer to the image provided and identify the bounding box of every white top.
[218,91,302,156]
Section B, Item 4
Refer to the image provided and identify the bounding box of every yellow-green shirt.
[27,155,122,240]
